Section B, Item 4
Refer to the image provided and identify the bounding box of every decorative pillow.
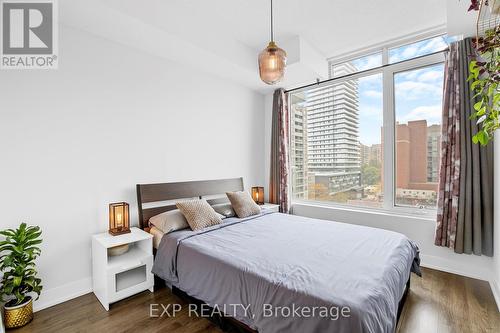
[212,203,236,218]
[148,209,189,234]
[226,191,261,218]
[176,199,223,231]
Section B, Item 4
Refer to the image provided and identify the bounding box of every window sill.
[291,200,436,222]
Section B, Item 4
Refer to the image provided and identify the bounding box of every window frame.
[289,32,449,218]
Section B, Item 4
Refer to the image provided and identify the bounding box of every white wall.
[0,26,265,311]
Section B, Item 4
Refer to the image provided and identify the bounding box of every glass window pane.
[394,63,444,209]
[389,35,457,63]
[331,53,382,78]
[290,72,383,208]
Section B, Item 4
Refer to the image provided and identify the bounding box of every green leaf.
[473,131,486,145]
[469,60,477,72]
[487,85,498,98]
[0,223,43,304]
[474,100,484,111]
[471,80,482,90]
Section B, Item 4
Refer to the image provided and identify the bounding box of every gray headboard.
[136,177,244,229]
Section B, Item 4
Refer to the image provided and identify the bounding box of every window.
[290,34,454,215]
[389,35,458,63]
[291,73,384,208]
[394,64,444,209]
[331,53,382,78]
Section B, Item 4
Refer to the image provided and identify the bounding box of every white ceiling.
[61,0,449,93]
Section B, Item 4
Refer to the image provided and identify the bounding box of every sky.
[355,63,444,145]
[352,35,451,145]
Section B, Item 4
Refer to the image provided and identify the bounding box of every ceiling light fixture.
[258,0,287,85]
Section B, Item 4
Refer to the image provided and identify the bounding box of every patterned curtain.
[435,42,461,249]
[269,89,290,213]
[435,39,494,256]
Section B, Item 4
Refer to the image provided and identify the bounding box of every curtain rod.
[284,48,448,94]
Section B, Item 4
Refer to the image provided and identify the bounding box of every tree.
[362,165,380,185]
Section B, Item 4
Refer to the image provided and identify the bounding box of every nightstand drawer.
[107,255,153,303]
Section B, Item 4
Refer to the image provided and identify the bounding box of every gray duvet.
[152,211,420,333]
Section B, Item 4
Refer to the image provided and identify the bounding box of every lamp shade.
[258,41,287,85]
[109,202,131,236]
[251,187,265,205]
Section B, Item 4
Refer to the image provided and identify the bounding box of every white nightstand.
[260,203,280,212]
[92,227,154,311]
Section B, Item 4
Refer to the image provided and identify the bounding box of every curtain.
[455,39,494,256]
[269,88,290,213]
[435,39,494,256]
[435,41,461,250]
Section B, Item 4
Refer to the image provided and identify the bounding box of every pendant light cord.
[270,0,274,42]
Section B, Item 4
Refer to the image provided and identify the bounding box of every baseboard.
[419,254,491,281]
[490,278,500,312]
[33,277,92,312]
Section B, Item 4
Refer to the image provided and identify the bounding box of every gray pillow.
[212,203,236,218]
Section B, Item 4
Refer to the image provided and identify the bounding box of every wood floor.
[13,268,500,333]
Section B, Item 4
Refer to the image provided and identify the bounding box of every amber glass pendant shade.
[109,202,131,236]
[259,41,287,85]
[251,186,265,205]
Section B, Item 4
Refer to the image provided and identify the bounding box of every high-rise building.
[290,94,308,199]
[395,120,438,192]
[305,63,360,195]
[427,124,441,183]
[370,144,382,166]
[360,143,370,166]
[360,143,382,166]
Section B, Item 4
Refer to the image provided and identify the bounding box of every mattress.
[152,211,420,333]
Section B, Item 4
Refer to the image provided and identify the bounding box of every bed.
[137,178,420,333]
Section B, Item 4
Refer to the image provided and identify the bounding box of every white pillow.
[149,209,189,233]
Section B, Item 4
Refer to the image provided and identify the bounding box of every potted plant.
[465,1,500,146]
[0,223,42,329]
[469,25,500,145]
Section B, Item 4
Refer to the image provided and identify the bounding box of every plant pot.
[3,297,33,329]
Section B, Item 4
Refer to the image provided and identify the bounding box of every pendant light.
[258,0,287,85]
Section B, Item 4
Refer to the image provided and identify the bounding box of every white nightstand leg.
[149,286,154,292]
